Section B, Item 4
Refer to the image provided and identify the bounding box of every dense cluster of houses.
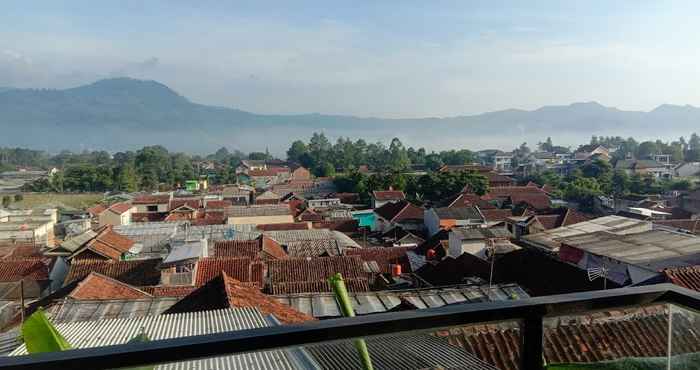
[1,157,700,368]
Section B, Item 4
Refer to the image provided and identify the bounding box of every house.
[424,206,485,236]
[0,259,50,299]
[557,228,700,286]
[371,190,406,208]
[221,185,253,205]
[63,258,163,287]
[379,226,425,247]
[439,164,516,187]
[165,272,315,325]
[307,198,342,209]
[254,190,281,205]
[235,159,267,174]
[0,219,56,247]
[345,246,414,274]
[193,257,264,287]
[675,162,700,178]
[49,225,136,261]
[519,215,651,254]
[132,194,171,214]
[482,186,551,211]
[214,236,288,260]
[290,166,311,181]
[266,256,370,294]
[98,202,136,227]
[447,227,517,259]
[505,208,590,239]
[373,200,424,233]
[226,205,294,225]
[492,152,514,174]
[654,219,700,235]
[682,189,700,215]
[573,145,610,161]
[615,159,672,179]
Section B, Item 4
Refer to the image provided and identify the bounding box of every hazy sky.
[2,1,699,117]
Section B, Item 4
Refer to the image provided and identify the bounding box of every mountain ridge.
[1,77,698,153]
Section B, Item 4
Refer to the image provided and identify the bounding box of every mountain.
[1,77,699,153]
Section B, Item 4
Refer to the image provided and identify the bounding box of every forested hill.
[2,77,700,153]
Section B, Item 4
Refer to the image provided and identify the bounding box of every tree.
[690,133,700,151]
[564,177,602,212]
[287,140,308,163]
[13,194,23,202]
[115,163,139,192]
[1,196,10,208]
[611,170,630,196]
[314,162,336,177]
[247,152,269,161]
[539,137,554,152]
[636,141,659,158]
[387,138,410,171]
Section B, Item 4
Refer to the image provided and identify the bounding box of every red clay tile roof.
[194,257,264,286]
[107,202,133,215]
[141,285,197,297]
[87,204,107,216]
[267,256,368,285]
[374,200,424,223]
[440,310,700,369]
[268,279,370,295]
[0,243,43,260]
[479,209,518,223]
[0,259,49,282]
[484,172,516,186]
[529,209,590,230]
[478,186,551,210]
[214,240,260,259]
[169,199,202,211]
[69,272,152,300]
[214,237,287,261]
[372,190,406,201]
[664,265,700,291]
[345,247,413,274]
[204,200,231,209]
[131,212,167,222]
[64,258,162,287]
[132,194,171,205]
[73,226,136,261]
[446,193,496,209]
[222,272,315,325]
[248,169,280,177]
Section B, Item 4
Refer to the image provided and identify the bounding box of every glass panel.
[543,303,673,368]
[105,320,523,370]
[669,304,700,368]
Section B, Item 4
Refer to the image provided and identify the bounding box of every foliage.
[563,177,602,212]
[1,196,10,208]
[21,308,72,353]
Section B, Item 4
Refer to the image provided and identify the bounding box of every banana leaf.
[21,308,71,354]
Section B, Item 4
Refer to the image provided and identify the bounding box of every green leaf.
[21,308,71,354]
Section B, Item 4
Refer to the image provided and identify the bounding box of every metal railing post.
[522,312,544,370]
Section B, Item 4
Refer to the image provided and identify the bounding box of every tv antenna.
[587,266,608,290]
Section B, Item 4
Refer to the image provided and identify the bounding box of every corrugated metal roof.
[521,215,651,252]
[265,229,360,249]
[10,307,300,370]
[48,297,179,323]
[275,283,530,319]
[306,333,498,370]
[562,229,700,268]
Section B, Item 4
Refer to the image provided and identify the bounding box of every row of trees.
[524,159,693,211]
[22,146,251,193]
[334,170,489,205]
[286,133,477,175]
[587,133,700,162]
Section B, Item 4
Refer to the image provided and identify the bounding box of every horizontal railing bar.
[0,284,696,370]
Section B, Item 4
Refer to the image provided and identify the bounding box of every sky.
[2,1,700,118]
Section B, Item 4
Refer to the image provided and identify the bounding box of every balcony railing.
[0,283,699,370]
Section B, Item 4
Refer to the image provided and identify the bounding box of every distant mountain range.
[1,77,698,154]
